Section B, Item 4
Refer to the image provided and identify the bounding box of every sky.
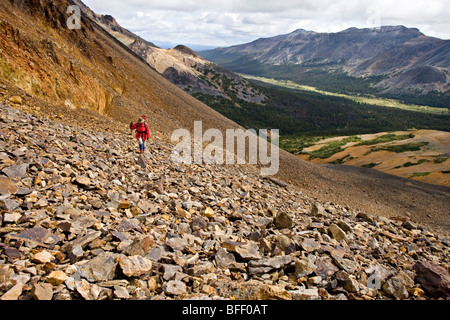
[81,0,450,48]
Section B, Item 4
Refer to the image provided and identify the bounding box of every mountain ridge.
[201,26,450,99]
[73,0,267,104]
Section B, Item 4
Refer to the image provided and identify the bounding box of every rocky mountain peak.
[173,45,198,57]
[202,25,449,95]
[97,14,120,32]
[341,25,422,35]
[101,14,115,23]
[290,28,318,35]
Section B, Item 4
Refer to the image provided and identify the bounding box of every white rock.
[163,280,187,296]
[289,288,321,300]
[32,250,54,264]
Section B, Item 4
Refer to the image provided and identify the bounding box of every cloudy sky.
[82,0,450,47]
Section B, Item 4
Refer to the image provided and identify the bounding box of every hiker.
[130,116,150,154]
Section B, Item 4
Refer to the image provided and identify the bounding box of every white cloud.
[81,0,450,46]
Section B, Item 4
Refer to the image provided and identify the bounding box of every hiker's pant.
[139,137,146,152]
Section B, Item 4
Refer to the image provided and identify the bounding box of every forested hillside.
[193,81,450,139]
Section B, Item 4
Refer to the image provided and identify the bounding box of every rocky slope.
[201,26,450,95]
[1,0,449,231]
[0,0,247,136]
[1,103,449,300]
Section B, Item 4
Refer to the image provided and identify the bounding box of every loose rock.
[118,255,152,277]
[295,258,317,278]
[0,104,448,301]
[413,261,450,299]
[0,283,23,300]
[46,271,67,286]
[248,256,294,275]
[382,271,415,300]
[0,177,18,196]
[31,283,53,300]
[289,288,320,300]
[328,224,346,241]
[275,212,295,229]
[9,96,23,104]
[164,280,187,296]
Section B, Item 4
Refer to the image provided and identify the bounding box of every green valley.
[241,75,449,115]
[192,75,450,144]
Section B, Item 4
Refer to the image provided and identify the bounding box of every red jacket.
[130,121,150,141]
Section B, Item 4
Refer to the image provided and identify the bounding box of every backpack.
[136,122,147,134]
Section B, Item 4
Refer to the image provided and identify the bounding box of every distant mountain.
[151,40,218,52]
[75,0,266,104]
[129,42,267,103]
[201,26,450,103]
